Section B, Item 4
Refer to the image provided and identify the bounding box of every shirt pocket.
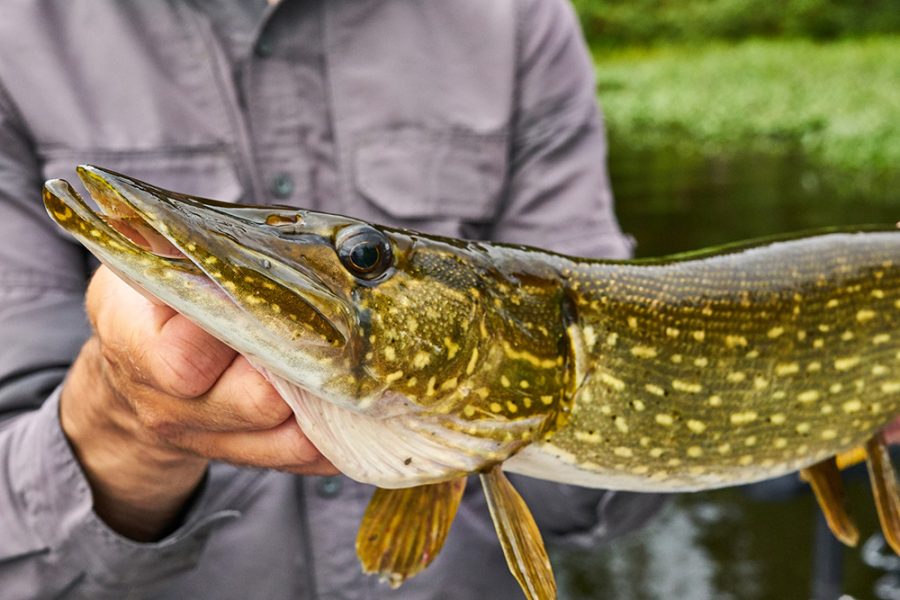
[39,145,244,205]
[353,127,508,226]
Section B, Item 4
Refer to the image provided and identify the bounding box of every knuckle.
[135,406,180,439]
[151,350,211,398]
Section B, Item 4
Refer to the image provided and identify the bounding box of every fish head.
[43,165,577,485]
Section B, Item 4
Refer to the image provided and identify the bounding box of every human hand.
[61,266,336,541]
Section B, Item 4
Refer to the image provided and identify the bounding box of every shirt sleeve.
[0,78,235,598]
[491,0,633,260]
[492,0,667,545]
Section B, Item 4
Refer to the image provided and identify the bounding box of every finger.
[173,417,339,475]
[126,356,293,434]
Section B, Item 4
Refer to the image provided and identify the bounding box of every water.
[555,142,899,600]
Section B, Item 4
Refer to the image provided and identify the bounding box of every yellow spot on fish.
[841,330,855,341]
[857,309,877,323]
[767,326,785,338]
[745,436,757,446]
[873,364,888,376]
[575,431,601,443]
[444,337,460,359]
[770,413,786,424]
[825,299,840,309]
[821,404,834,415]
[628,316,638,329]
[630,345,658,359]
[796,423,812,434]
[601,372,626,391]
[694,357,709,368]
[775,362,799,376]
[385,370,404,384]
[505,401,518,413]
[834,356,860,371]
[693,330,706,342]
[406,377,418,387]
[204,256,218,265]
[490,402,502,413]
[725,335,748,348]
[687,446,703,458]
[727,371,746,383]
[475,388,490,399]
[874,333,891,345]
[632,400,646,411]
[822,429,838,440]
[746,349,760,359]
[649,448,664,458]
[519,380,530,389]
[718,443,732,454]
[672,380,702,393]
[818,324,831,332]
[666,327,680,338]
[500,375,511,388]
[753,376,769,390]
[466,348,479,375]
[774,438,788,449]
[667,458,682,467]
[689,466,706,475]
[606,332,618,347]
[807,361,822,373]
[440,377,458,391]
[687,420,707,434]
[798,390,820,403]
[614,417,629,433]
[413,352,432,369]
[541,395,554,405]
[463,403,476,417]
[384,347,396,361]
[645,384,665,396]
[656,414,675,426]
[614,446,633,457]
[426,376,437,397]
[881,382,900,393]
[583,326,598,349]
[731,411,758,425]
[671,354,683,364]
[739,455,754,466]
[708,395,723,407]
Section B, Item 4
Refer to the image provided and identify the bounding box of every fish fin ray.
[356,479,467,588]
[865,433,900,555]
[799,456,859,546]
[480,465,557,600]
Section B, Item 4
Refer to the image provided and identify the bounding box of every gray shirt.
[0,1,665,598]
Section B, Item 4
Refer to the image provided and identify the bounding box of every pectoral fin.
[799,456,859,546]
[865,433,900,555]
[356,478,467,588]
[480,465,557,600]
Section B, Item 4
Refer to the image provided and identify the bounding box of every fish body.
[42,166,900,597]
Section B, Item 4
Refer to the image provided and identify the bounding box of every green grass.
[594,37,900,184]
[576,0,900,48]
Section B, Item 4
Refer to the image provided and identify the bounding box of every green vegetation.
[593,38,900,188]
[575,0,900,48]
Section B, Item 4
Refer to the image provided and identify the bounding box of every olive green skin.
[535,229,900,491]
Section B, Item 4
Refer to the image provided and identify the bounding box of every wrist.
[60,337,208,541]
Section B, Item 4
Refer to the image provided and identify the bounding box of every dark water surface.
[555,143,899,600]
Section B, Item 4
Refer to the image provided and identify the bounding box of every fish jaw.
[43,167,359,403]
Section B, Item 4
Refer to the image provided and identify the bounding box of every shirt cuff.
[9,386,240,591]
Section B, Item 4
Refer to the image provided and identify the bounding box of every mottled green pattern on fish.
[517,231,900,491]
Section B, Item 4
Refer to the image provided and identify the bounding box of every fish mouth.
[43,165,351,349]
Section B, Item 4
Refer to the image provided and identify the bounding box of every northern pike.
[44,166,900,599]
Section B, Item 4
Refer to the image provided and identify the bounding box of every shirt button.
[270,173,294,199]
[317,476,343,498]
[254,37,274,58]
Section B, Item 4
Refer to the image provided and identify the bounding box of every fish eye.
[336,226,393,280]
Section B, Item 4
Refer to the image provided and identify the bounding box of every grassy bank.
[594,37,900,185]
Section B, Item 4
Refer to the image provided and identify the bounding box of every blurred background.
[557,1,900,598]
